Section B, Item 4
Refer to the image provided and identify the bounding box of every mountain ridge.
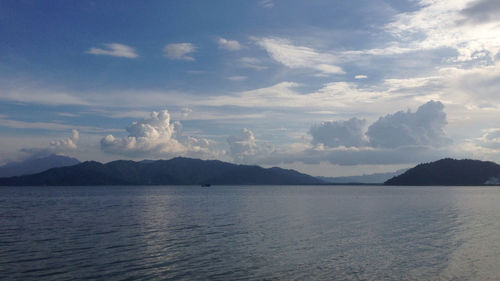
[0,157,324,186]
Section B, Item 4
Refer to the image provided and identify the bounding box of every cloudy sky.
[2,0,500,176]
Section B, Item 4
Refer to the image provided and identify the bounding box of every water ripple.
[0,185,499,280]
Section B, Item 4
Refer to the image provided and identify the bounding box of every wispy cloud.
[57,112,80,117]
[0,118,78,131]
[201,81,390,109]
[217,37,242,51]
[255,37,344,75]
[238,57,267,70]
[0,117,115,136]
[106,110,151,119]
[259,0,274,8]
[86,43,138,58]
[0,85,88,106]
[383,0,500,63]
[0,114,120,134]
[227,76,247,81]
[0,77,423,110]
[164,43,197,61]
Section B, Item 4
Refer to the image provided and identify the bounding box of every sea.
[1,185,499,280]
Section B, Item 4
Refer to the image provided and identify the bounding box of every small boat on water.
[201,183,211,187]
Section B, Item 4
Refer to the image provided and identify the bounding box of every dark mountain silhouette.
[0,154,80,177]
[0,157,324,186]
[319,169,407,184]
[385,158,500,185]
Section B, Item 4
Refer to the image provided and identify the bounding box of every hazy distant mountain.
[0,157,324,186]
[385,158,500,186]
[0,154,80,177]
[318,169,407,184]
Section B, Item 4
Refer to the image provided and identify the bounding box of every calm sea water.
[1,185,499,280]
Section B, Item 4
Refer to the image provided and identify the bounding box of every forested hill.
[385,158,500,186]
[0,157,324,186]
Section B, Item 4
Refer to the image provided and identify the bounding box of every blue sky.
[2,0,500,176]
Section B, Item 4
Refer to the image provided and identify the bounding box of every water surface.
[1,185,499,280]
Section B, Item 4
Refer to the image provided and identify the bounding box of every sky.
[1,0,500,176]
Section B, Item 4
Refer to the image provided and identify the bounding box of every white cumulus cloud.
[101,110,220,159]
[163,43,196,61]
[86,43,138,58]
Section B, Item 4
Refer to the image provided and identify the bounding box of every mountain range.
[0,157,324,186]
[318,169,407,184]
[2,156,500,186]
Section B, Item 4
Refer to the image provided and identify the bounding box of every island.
[385,158,500,186]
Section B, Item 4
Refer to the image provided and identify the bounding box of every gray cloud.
[310,118,367,148]
[307,101,451,149]
[366,101,451,148]
[460,0,500,24]
[267,100,456,166]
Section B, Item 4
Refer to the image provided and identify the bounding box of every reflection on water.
[0,185,499,280]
